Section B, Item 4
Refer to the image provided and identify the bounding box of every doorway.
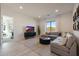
[1,16,14,43]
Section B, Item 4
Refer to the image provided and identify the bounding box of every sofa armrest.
[70,42,77,56]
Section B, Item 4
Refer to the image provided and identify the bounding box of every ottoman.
[39,36,50,45]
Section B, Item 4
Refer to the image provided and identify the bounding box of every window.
[46,20,56,32]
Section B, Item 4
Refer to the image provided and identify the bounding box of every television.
[25,26,34,32]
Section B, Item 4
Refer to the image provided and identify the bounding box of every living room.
[0,3,79,56]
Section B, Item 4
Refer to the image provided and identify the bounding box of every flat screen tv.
[25,26,34,32]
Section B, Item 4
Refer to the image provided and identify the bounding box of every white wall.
[13,14,37,40]
[39,19,46,35]
[39,12,73,34]
[56,12,73,32]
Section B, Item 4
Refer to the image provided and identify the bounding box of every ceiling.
[1,3,75,18]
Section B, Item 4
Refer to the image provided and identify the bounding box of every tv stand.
[24,32,36,39]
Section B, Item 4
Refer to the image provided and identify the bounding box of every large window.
[46,20,56,32]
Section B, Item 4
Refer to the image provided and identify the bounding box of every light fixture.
[38,16,41,18]
[19,6,23,10]
[55,9,59,12]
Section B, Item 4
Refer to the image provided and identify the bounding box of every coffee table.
[39,36,50,45]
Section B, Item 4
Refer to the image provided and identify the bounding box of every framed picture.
[76,5,79,17]
[73,5,79,30]
[76,21,79,30]
[73,12,77,22]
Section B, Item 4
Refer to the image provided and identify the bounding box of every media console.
[24,32,36,39]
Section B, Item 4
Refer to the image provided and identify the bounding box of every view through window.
[46,20,56,32]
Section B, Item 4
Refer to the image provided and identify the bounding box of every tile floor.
[0,37,57,56]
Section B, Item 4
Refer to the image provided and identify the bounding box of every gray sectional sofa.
[51,33,77,56]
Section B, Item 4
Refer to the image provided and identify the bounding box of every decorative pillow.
[66,33,72,38]
[62,37,68,46]
[51,37,67,46]
[66,36,75,49]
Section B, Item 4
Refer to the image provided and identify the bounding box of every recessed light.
[19,6,23,9]
[55,10,59,12]
[38,16,41,18]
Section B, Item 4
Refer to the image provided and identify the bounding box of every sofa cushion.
[46,32,59,35]
[51,37,67,46]
[51,47,69,56]
[66,36,75,49]
[51,43,69,53]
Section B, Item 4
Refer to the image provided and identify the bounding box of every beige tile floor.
[0,37,57,56]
